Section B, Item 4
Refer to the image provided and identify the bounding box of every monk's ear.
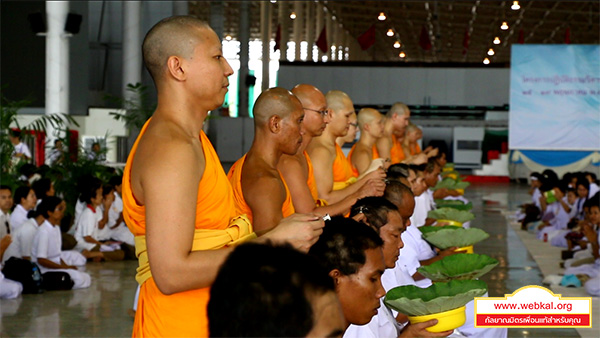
[166,56,186,81]
[269,115,281,133]
[329,269,343,286]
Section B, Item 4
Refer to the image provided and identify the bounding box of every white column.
[293,1,303,61]
[260,2,272,92]
[172,1,189,16]
[122,1,142,103]
[238,1,250,117]
[316,3,324,61]
[45,1,69,146]
[278,1,289,61]
[305,2,314,61]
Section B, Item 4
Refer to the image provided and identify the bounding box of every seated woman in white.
[9,186,36,232]
[1,208,44,264]
[74,182,123,261]
[31,197,91,290]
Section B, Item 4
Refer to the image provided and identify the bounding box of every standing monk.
[307,90,386,205]
[348,108,386,176]
[228,88,303,233]
[377,102,427,165]
[279,84,384,216]
[123,17,324,337]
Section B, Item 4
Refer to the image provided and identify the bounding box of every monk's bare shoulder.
[131,119,203,205]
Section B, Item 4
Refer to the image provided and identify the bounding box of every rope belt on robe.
[133,214,257,285]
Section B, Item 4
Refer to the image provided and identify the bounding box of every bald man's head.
[326,90,353,113]
[253,87,303,127]
[387,102,409,117]
[291,84,326,109]
[357,108,381,129]
[142,16,211,84]
[292,84,328,137]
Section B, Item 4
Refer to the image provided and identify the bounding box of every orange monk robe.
[390,135,406,164]
[409,143,422,156]
[347,144,381,177]
[333,143,358,182]
[304,151,320,202]
[123,120,238,338]
[227,154,295,223]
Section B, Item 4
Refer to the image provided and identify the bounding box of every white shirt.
[402,224,436,261]
[0,210,10,239]
[589,183,600,199]
[410,194,431,228]
[74,207,101,251]
[70,199,87,235]
[13,142,31,158]
[532,188,542,209]
[9,204,29,233]
[32,220,63,272]
[2,218,39,263]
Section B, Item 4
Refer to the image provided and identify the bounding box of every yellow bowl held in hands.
[408,306,467,332]
[435,219,463,227]
[454,188,465,195]
[454,245,474,254]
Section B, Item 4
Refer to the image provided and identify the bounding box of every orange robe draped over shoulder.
[390,136,406,164]
[347,144,380,176]
[333,144,358,185]
[409,143,422,156]
[227,154,295,223]
[123,120,237,338]
[304,151,319,202]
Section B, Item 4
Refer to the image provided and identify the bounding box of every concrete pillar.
[316,3,324,61]
[293,1,303,61]
[172,1,189,16]
[238,1,250,117]
[260,1,272,91]
[122,1,142,103]
[210,1,224,40]
[278,1,289,61]
[45,1,69,145]
[305,2,314,61]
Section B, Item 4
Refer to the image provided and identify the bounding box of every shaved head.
[387,102,409,117]
[326,90,352,112]
[142,16,211,83]
[253,87,303,126]
[292,84,325,109]
[357,108,382,129]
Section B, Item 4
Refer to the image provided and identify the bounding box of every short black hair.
[0,185,11,192]
[109,175,123,187]
[384,180,414,207]
[350,197,398,233]
[14,186,33,205]
[387,163,410,179]
[36,196,63,219]
[80,177,103,204]
[424,157,438,173]
[102,184,114,197]
[9,129,21,138]
[208,242,334,337]
[32,178,52,199]
[309,216,383,276]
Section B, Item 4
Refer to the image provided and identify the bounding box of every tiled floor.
[0,182,582,337]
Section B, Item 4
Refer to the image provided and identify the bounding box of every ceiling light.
[270,0,277,3]
[393,41,401,48]
[483,58,490,65]
[225,35,232,41]
[386,29,394,37]
[487,48,495,56]
[501,21,509,30]
[493,37,501,45]
[511,1,520,10]
[399,51,406,58]
[378,12,386,21]
[290,11,297,20]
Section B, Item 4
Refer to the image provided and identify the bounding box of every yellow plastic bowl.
[455,245,474,254]
[455,188,465,195]
[442,167,454,172]
[436,219,463,227]
[408,306,466,332]
[447,173,458,180]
